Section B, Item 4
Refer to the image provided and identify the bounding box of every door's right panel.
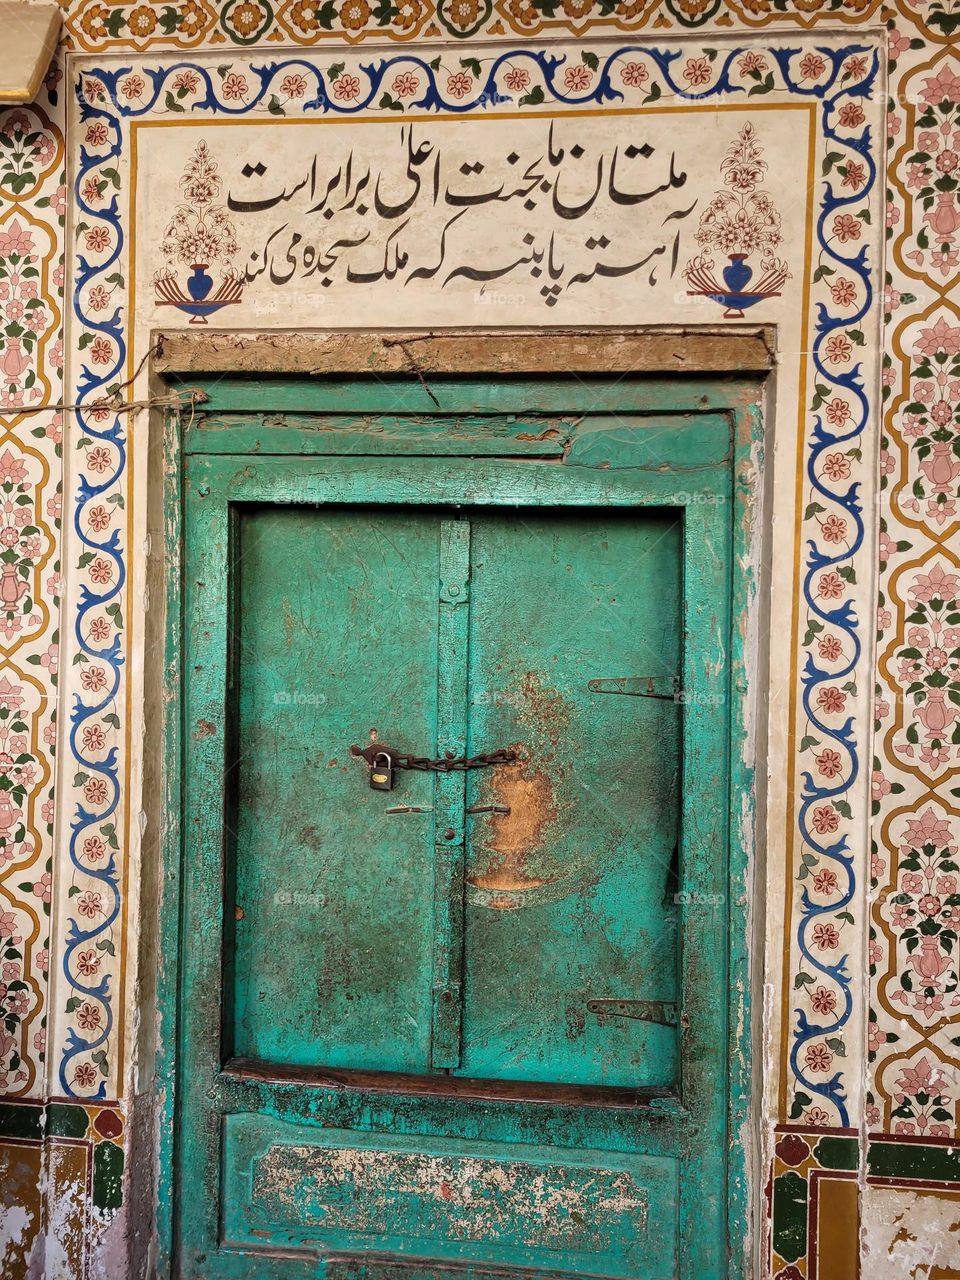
[460,510,682,1088]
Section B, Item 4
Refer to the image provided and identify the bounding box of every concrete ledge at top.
[0,2,61,104]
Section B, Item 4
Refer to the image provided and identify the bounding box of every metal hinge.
[587,676,680,701]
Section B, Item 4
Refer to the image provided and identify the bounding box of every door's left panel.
[226,504,442,1073]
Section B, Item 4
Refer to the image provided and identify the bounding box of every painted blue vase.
[186,264,214,302]
[722,253,753,293]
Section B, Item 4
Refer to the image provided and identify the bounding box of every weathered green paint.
[160,375,764,1280]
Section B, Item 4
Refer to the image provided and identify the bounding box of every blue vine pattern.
[64,41,877,1107]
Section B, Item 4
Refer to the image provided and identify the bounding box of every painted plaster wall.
[0,0,956,1275]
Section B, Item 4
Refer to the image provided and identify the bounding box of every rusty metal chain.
[349,742,517,773]
[393,748,517,773]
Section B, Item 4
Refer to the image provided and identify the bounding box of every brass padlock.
[370,750,395,791]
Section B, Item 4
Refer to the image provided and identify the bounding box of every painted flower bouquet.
[683,123,791,318]
[154,140,243,324]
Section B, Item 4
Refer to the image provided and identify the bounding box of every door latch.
[586,998,678,1027]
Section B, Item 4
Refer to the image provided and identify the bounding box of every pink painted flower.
[820,633,844,662]
[915,316,960,358]
[812,922,840,950]
[832,213,862,243]
[332,74,361,102]
[87,505,111,533]
[620,61,648,89]
[85,227,111,253]
[221,73,248,101]
[813,866,839,891]
[799,53,826,81]
[811,807,839,837]
[815,748,843,778]
[738,52,767,77]
[87,286,111,312]
[921,66,960,106]
[842,56,867,79]
[84,777,109,805]
[825,335,853,365]
[841,161,866,191]
[80,666,108,693]
[89,616,111,642]
[88,557,113,585]
[85,122,109,147]
[280,74,308,99]
[817,686,847,714]
[829,277,857,307]
[392,71,420,97]
[821,515,848,544]
[32,872,51,904]
[77,1002,102,1031]
[805,1043,833,1071]
[822,452,851,482]
[82,835,108,862]
[120,75,145,99]
[817,571,845,600]
[563,65,592,93]
[811,986,837,1015]
[838,102,864,128]
[82,724,106,752]
[911,562,960,604]
[77,949,102,977]
[682,58,711,88]
[172,70,201,94]
[89,337,113,366]
[824,398,851,427]
[86,447,112,474]
[73,1063,97,1089]
[446,72,473,100]
[0,220,34,258]
[77,890,103,918]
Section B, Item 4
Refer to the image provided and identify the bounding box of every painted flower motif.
[89,337,114,366]
[393,72,421,97]
[77,891,103,919]
[82,725,106,752]
[837,102,865,128]
[80,666,108,693]
[921,67,960,107]
[85,227,111,253]
[811,986,837,1015]
[332,75,361,102]
[76,1002,102,1031]
[813,865,839,891]
[77,949,101,977]
[280,74,308,99]
[339,0,370,26]
[73,1063,97,1089]
[172,71,201,94]
[841,161,866,191]
[821,515,848,544]
[815,748,844,778]
[804,1043,833,1072]
[86,286,111,312]
[620,62,648,89]
[812,922,840,950]
[82,835,108,862]
[814,803,839,834]
[221,73,248,101]
[89,617,111,642]
[120,75,145,100]
[563,65,592,93]
[832,214,862,243]
[817,686,847,714]
[824,398,851,427]
[798,53,827,80]
[85,123,109,147]
[87,505,111,533]
[88,558,113,586]
[825,335,853,365]
[738,52,767,78]
[86,447,113,474]
[84,778,109,806]
[817,571,845,600]
[822,453,851,482]
[447,72,474,100]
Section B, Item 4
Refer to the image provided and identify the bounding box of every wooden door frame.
[148,326,775,1279]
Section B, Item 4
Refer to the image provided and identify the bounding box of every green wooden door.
[168,375,756,1280]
